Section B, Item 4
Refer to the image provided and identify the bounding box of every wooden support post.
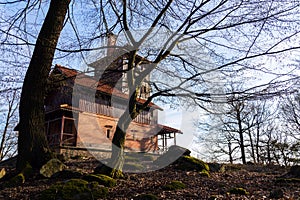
[162,134,165,152]
[174,132,176,146]
[60,116,65,146]
[165,134,167,151]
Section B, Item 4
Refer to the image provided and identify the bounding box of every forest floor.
[0,157,299,200]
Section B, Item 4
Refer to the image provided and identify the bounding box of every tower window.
[106,129,110,138]
[104,125,113,139]
[142,86,147,93]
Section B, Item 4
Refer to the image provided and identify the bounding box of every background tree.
[0,89,19,160]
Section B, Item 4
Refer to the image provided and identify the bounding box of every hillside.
[0,156,299,199]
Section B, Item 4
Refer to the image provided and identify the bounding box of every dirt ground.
[0,158,299,200]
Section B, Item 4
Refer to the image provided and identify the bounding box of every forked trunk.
[109,126,127,178]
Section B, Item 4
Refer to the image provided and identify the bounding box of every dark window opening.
[106,129,110,138]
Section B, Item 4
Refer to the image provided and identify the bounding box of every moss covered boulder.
[208,163,225,173]
[82,174,116,187]
[175,156,209,172]
[40,179,108,200]
[51,170,83,179]
[40,158,67,178]
[4,173,25,187]
[154,145,191,167]
[163,180,186,190]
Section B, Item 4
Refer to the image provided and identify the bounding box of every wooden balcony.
[79,99,155,124]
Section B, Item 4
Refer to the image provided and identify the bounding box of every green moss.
[94,163,124,179]
[229,187,249,195]
[5,173,25,187]
[51,170,83,179]
[163,180,186,190]
[0,168,6,179]
[176,156,209,172]
[40,179,108,200]
[208,163,225,173]
[135,193,158,200]
[199,169,210,177]
[21,162,33,179]
[83,174,116,187]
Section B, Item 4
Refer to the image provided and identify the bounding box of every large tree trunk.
[17,0,70,171]
[108,105,138,178]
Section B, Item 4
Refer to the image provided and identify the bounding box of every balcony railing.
[79,99,154,124]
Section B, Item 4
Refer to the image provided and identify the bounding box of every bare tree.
[281,93,300,140]
[0,89,19,160]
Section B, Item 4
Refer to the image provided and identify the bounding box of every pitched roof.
[53,64,162,110]
[157,124,183,135]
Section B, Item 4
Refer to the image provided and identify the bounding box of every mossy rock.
[0,168,6,179]
[154,146,191,166]
[40,158,67,178]
[93,162,124,178]
[22,163,33,179]
[208,163,225,173]
[229,187,249,195]
[135,193,158,200]
[163,180,186,190]
[199,169,210,177]
[4,173,25,187]
[175,156,209,172]
[123,162,144,171]
[83,174,116,187]
[51,170,83,179]
[39,179,108,200]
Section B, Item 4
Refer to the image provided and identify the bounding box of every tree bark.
[17,0,70,171]
[237,111,246,164]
